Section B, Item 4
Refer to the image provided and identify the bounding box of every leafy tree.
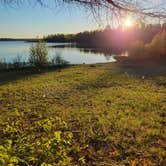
[127,31,166,61]
[146,31,166,58]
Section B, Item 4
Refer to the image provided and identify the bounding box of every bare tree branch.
[1,0,166,19]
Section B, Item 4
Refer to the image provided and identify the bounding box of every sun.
[123,17,134,28]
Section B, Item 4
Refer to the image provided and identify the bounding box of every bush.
[0,59,7,70]
[29,42,48,67]
[12,55,23,69]
[51,52,69,66]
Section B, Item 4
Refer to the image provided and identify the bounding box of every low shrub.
[0,60,7,70]
[12,55,23,69]
[51,52,69,67]
[29,42,49,67]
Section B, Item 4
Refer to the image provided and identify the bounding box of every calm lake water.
[0,41,116,64]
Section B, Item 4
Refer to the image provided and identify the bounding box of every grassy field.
[0,63,165,166]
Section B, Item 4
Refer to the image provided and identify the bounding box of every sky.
[0,2,99,38]
[0,1,164,38]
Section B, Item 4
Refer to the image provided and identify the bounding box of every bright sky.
[0,2,98,38]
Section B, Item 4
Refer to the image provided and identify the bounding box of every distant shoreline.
[0,39,76,44]
[0,38,40,42]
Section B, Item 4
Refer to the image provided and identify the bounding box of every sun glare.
[123,17,134,28]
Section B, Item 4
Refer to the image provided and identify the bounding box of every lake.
[0,41,116,64]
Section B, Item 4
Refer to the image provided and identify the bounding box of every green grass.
[0,63,165,165]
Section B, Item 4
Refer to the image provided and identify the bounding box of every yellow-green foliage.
[147,32,166,57]
[129,32,166,61]
[0,63,165,165]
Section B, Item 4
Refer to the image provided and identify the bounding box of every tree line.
[44,23,166,49]
[44,22,166,63]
